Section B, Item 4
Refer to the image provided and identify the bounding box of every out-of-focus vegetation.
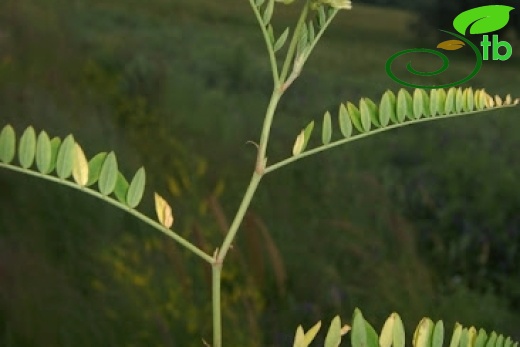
[0,0,519,346]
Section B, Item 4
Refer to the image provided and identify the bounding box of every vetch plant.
[0,0,519,346]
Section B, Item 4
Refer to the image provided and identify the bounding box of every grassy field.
[1,0,519,346]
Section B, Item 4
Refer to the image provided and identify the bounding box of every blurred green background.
[0,0,519,346]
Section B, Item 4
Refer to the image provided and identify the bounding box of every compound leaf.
[280,88,517,170]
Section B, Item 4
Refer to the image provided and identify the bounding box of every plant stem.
[217,172,263,263]
[210,4,313,346]
[212,263,222,347]
[257,90,282,170]
[211,54,284,345]
[211,172,262,347]
[247,0,279,85]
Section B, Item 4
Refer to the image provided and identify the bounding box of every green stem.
[257,90,282,169]
[0,163,213,264]
[212,263,222,347]
[264,104,517,174]
[210,5,318,347]
[248,0,279,85]
[212,76,282,345]
[279,1,309,84]
[217,172,262,263]
[211,171,261,347]
[210,64,281,345]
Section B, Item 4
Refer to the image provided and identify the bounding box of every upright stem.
[212,263,222,347]
[217,172,263,263]
[211,84,282,347]
[210,4,311,346]
[211,172,262,347]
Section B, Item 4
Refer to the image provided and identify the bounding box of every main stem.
[211,90,283,347]
[211,172,262,347]
[211,264,222,346]
[210,4,310,345]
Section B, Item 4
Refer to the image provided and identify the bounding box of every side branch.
[0,163,214,264]
[265,104,518,174]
